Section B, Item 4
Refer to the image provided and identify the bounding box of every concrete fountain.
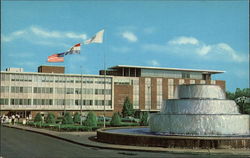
[97,84,250,149]
[150,84,249,136]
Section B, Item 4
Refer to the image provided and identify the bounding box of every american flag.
[47,52,65,62]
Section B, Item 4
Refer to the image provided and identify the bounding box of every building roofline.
[38,65,65,68]
[0,71,113,78]
[109,65,225,74]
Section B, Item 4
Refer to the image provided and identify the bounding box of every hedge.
[26,122,99,131]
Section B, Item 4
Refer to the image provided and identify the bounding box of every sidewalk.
[2,124,250,156]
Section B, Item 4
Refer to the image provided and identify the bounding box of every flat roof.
[109,65,225,74]
[1,71,113,78]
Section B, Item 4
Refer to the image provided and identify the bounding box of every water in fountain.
[149,84,250,136]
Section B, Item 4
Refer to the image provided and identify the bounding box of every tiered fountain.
[97,84,250,149]
[150,84,250,136]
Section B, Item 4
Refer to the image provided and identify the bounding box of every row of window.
[5,73,112,84]
[34,87,53,93]
[11,87,32,93]
[1,86,112,95]
[1,98,112,106]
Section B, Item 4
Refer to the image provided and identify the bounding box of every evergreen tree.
[73,112,81,124]
[84,112,97,127]
[110,112,121,127]
[122,97,134,117]
[140,112,149,126]
[34,113,42,123]
[62,112,73,124]
[46,112,56,124]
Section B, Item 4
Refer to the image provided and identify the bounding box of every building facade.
[0,65,225,118]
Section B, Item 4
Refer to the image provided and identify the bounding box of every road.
[0,126,242,158]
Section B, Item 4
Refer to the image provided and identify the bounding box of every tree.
[34,113,42,123]
[46,112,56,124]
[84,112,97,127]
[73,112,81,124]
[110,112,121,127]
[226,88,250,114]
[140,112,149,126]
[122,97,134,117]
[62,112,73,124]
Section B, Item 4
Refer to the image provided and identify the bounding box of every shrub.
[121,122,140,126]
[34,113,42,123]
[73,112,81,124]
[62,112,73,124]
[46,113,56,124]
[140,112,149,126]
[122,97,134,117]
[110,112,121,127]
[84,111,97,127]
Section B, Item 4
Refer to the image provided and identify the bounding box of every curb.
[2,125,250,156]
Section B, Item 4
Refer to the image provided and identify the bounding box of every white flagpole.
[80,65,83,125]
[103,30,106,128]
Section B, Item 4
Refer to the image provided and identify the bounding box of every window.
[1,86,9,93]
[182,73,190,79]
[0,99,8,105]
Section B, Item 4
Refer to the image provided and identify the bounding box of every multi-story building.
[0,65,225,118]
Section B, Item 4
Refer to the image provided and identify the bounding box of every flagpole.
[80,66,83,125]
[103,36,106,128]
[64,75,66,115]
[82,29,105,127]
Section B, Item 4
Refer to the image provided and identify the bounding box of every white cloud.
[30,26,87,39]
[168,36,199,45]
[2,26,87,43]
[214,43,247,62]
[148,60,160,66]
[65,32,87,39]
[142,36,247,63]
[2,30,26,42]
[196,45,212,56]
[31,26,62,38]
[121,31,138,42]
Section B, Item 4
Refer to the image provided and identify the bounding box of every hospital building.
[0,65,225,118]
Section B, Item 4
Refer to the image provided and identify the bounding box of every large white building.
[0,65,225,118]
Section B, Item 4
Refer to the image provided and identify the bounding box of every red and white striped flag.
[65,43,81,55]
[47,53,65,62]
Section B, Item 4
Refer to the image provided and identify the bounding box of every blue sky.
[1,0,249,92]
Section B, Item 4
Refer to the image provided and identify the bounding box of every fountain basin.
[97,127,250,149]
[150,114,250,135]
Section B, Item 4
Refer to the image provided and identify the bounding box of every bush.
[122,97,134,117]
[46,113,56,124]
[140,112,149,126]
[121,117,140,123]
[62,112,73,124]
[84,111,97,127]
[73,112,81,124]
[34,113,42,123]
[110,112,121,127]
[121,122,140,126]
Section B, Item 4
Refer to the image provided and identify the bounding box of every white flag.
[84,29,104,44]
